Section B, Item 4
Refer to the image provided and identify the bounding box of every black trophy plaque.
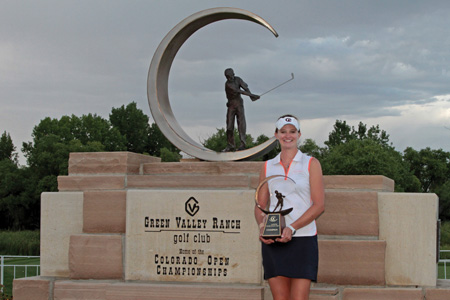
[255,175,294,239]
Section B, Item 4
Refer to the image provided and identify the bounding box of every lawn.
[438,262,450,279]
[1,256,40,298]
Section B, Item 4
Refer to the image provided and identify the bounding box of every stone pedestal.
[13,151,446,300]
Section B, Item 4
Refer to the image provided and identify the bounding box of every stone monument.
[13,152,445,300]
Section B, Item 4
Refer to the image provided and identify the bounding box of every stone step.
[127,174,259,189]
[58,173,393,193]
[143,162,394,191]
[68,152,160,175]
[58,174,259,191]
[318,240,386,286]
[343,287,424,299]
[13,277,341,300]
[324,175,394,192]
[317,191,379,236]
[65,152,394,192]
[58,175,127,191]
[17,277,450,300]
[69,234,123,280]
[83,190,126,233]
[309,287,339,300]
[143,161,263,175]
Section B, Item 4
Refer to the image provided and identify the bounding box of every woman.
[254,114,325,300]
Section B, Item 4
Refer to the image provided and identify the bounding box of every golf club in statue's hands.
[257,73,295,98]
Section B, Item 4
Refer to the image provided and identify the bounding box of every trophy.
[255,175,295,239]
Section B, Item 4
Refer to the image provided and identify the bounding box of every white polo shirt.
[264,150,317,237]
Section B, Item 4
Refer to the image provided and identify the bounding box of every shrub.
[0,231,39,255]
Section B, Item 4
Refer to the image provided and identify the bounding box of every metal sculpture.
[147,7,279,161]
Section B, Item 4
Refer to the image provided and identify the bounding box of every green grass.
[1,256,40,298]
[439,223,450,280]
[438,261,450,279]
[0,231,39,256]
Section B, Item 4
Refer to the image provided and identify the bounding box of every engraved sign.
[125,189,261,284]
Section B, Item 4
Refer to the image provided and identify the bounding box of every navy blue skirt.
[261,235,318,281]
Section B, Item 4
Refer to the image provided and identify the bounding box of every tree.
[202,128,228,152]
[403,147,450,193]
[15,114,127,230]
[0,132,35,229]
[147,123,180,158]
[325,120,353,148]
[23,114,126,176]
[325,120,390,148]
[321,120,420,192]
[0,131,18,163]
[299,138,325,160]
[0,159,39,229]
[110,102,150,153]
[160,147,182,162]
[435,181,450,221]
[321,139,420,192]
[25,114,126,153]
[255,134,278,161]
[201,128,278,160]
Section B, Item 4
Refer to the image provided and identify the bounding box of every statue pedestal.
[13,152,447,300]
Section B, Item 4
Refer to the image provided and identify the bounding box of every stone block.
[310,287,340,300]
[69,234,123,279]
[324,175,394,192]
[263,286,339,300]
[106,282,264,300]
[249,174,260,189]
[83,191,126,233]
[318,240,386,285]
[143,161,263,175]
[58,175,125,191]
[310,294,339,300]
[425,288,450,299]
[12,277,50,300]
[127,174,251,189]
[379,192,438,286]
[68,151,160,175]
[317,191,378,236]
[125,189,261,284]
[54,280,110,300]
[41,192,83,277]
[343,287,423,300]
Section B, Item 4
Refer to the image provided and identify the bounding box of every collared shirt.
[225,76,248,102]
[264,150,317,236]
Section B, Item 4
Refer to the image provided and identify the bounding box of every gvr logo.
[185,197,199,216]
[269,216,278,222]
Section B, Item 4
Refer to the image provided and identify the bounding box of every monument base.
[14,276,450,300]
[12,152,446,299]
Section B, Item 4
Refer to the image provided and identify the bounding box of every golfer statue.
[223,68,260,152]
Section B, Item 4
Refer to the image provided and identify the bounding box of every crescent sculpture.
[147,7,278,161]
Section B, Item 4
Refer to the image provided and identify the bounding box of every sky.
[1,0,450,165]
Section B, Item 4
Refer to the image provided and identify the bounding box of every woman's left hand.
[275,227,293,243]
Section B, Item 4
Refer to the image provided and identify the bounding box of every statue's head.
[224,68,235,80]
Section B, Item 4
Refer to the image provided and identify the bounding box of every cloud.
[1,1,450,165]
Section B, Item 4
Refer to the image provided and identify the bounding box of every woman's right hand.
[259,223,275,244]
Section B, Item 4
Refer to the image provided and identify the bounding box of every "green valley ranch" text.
[144,217,241,230]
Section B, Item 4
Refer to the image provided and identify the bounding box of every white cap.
[276,116,300,131]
